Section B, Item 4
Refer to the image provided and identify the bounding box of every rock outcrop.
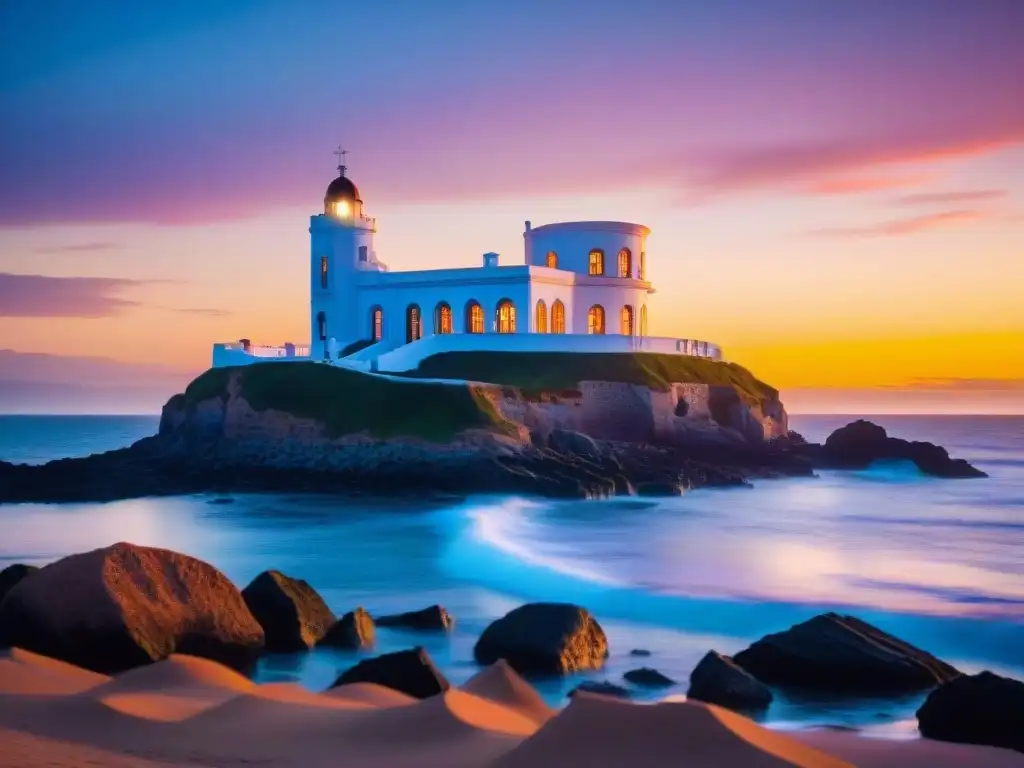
[917,671,1024,754]
[330,647,449,699]
[569,681,631,699]
[623,667,675,687]
[320,607,375,649]
[0,542,264,674]
[474,602,609,676]
[375,605,453,632]
[241,570,335,651]
[687,650,773,711]
[0,564,37,606]
[732,613,960,694]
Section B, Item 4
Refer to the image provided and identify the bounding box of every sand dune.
[1,648,1022,767]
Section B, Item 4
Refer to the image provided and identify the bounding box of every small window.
[546,251,558,268]
[496,299,516,334]
[640,305,648,336]
[435,302,453,334]
[371,307,383,341]
[320,256,328,288]
[466,301,485,334]
[358,245,368,262]
[317,311,327,341]
[620,305,634,336]
[406,304,422,343]
[552,300,566,334]
[535,300,547,333]
[639,251,646,281]
[588,249,604,276]
[618,248,631,278]
[587,305,605,335]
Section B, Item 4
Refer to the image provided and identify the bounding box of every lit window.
[320,256,328,288]
[588,249,604,276]
[466,301,484,334]
[546,251,558,268]
[587,305,605,334]
[535,300,547,333]
[639,251,646,281]
[406,304,421,343]
[496,299,516,334]
[620,305,634,336]
[371,307,383,341]
[334,199,350,218]
[435,302,453,334]
[640,305,648,336]
[618,248,631,278]
[358,245,368,262]
[551,300,566,334]
[317,311,327,341]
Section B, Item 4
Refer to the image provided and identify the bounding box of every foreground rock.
[0,564,37,606]
[376,605,453,631]
[474,603,608,676]
[917,671,1024,754]
[0,542,264,674]
[330,647,449,699]
[320,607,375,649]
[687,650,773,711]
[241,570,335,651]
[732,613,960,694]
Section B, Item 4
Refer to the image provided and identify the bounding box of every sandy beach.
[2,648,1021,768]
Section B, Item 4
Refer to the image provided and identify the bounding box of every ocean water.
[0,413,1021,734]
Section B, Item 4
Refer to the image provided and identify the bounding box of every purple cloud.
[32,242,121,254]
[807,210,986,238]
[0,273,142,317]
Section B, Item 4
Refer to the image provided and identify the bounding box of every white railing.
[212,341,310,368]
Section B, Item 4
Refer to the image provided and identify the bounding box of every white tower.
[309,148,380,360]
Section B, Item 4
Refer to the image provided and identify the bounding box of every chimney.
[483,252,499,268]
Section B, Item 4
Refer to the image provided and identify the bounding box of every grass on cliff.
[182,362,516,442]
[404,351,778,405]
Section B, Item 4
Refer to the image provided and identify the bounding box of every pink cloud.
[894,189,1008,206]
[807,209,987,238]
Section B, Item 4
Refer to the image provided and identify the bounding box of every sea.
[0,414,1021,735]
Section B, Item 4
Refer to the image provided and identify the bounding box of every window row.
[544,248,646,280]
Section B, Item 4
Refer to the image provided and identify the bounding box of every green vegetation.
[181,362,516,441]
[404,351,778,406]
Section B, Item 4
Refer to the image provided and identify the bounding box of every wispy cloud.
[806,174,934,196]
[155,306,231,317]
[882,378,1024,392]
[894,189,1007,206]
[0,273,142,317]
[32,241,121,254]
[807,209,986,238]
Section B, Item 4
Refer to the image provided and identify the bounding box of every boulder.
[629,649,652,657]
[376,604,453,632]
[0,564,38,607]
[732,613,959,694]
[917,671,1024,754]
[241,570,335,651]
[0,542,264,673]
[330,647,449,699]
[623,667,675,687]
[687,650,773,711]
[474,602,608,676]
[570,681,630,699]
[320,607,375,649]
[822,420,986,478]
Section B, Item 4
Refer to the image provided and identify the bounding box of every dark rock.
[917,671,1024,754]
[547,429,602,460]
[474,602,608,676]
[320,607,375,649]
[635,481,683,497]
[330,647,449,699]
[570,681,631,698]
[0,542,264,674]
[732,613,960,694]
[687,650,773,711]
[241,570,335,651]
[629,649,652,657]
[376,604,453,632]
[821,420,986,478]
[623,667,675,687]
[0,564,38,608]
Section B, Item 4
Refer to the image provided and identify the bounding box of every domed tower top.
[324,147,363,220]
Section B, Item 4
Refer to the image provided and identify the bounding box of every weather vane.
[333,146,348,176]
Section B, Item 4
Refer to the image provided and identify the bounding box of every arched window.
[406,304,422,343]
[552,300,566,334]
[618,248,632,278]
[535,300,547,333]
[588,249,604,276]
[370,307,383,341]
[317,311,327,341]
[620,305,634,336]
[496,299,516,334]
[320,256,328,288]
[587,305,606,335]
[466,300,484,334]
[546,251,558,269]
[434,302,453,334]
[640,305,648,336]
[639,251,646,281]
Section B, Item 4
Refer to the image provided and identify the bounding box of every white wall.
[525,221,649,280]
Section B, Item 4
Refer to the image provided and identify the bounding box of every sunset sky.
[1,0,1023,413]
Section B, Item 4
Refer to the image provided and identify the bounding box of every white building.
[212,156,721,372]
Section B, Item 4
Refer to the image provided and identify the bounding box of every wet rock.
[570,681,631,699]
[0,564,38,608]
[732,613,960,694]
[474,602,609,676]
[0,542,264,673]
[917,671,1024,754]
[330,647,449,699]
[687,650,773,711]
[624,667,675,687]
[635,481,683,497]
[320,607,375,649]
[547,429,602,460]
[629,649,652,657]
[376,605,453,632]
[821,420,986,478]
[241,570,335,651]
